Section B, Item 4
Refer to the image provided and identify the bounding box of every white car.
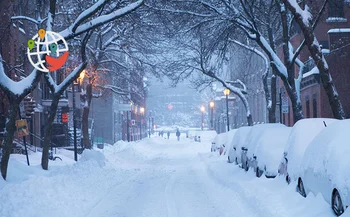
[223,129,237,156]
[279,118,338,183]
[227,127,252,164]
[251,126,291,178]
[211,133,227,153]
[295,119,350,216]
[241,124,285,171]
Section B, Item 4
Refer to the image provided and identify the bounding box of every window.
[328,0,345,18]
[313,94,318,118]
[306,96,310,118]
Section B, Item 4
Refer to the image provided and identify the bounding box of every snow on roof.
[303,66,319,78]
[326,17,348,23]
[328,28,350,34]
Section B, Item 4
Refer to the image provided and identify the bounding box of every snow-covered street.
[0,132,339,217]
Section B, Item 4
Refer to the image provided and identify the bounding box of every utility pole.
[226,95,230,132]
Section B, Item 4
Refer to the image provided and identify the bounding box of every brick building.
[280,0,350,126]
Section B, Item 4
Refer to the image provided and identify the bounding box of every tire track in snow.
[165,170,179,217]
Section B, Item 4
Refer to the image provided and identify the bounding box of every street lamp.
[209,101,214,130]
[223,88,230,132]
[140,107,145,139]
[200,105,205,130]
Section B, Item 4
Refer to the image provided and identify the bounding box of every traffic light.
[23,96,36,119]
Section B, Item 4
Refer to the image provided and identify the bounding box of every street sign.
[281,87,289,114]
[117,103,132,111]
[16,119,29,137]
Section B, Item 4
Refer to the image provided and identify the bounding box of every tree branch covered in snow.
[282,0,345,119]
[60,0,144,40]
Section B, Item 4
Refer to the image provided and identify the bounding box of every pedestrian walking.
[167,131,170,139]
[176,129,181,141]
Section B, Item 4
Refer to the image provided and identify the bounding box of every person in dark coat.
[176,129,180,141]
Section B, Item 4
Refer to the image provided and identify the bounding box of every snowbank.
[285,118,338,181]
[80,149,106,167]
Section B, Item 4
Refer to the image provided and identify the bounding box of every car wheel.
[332,189,344,216]
[256,167,263,178]
[286,175,291,184]
[297,178,306,197]
[244,161,249,172]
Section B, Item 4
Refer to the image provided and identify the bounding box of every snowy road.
[0,132,338,217]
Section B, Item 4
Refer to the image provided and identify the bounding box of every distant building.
[146,78,203,129]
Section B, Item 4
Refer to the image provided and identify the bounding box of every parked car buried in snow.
[211,133,226,153]
[227,126,252,164]
[241,123,285,172]
[278,118,338,183]
[251,125,291,178]
[295,119,350,216]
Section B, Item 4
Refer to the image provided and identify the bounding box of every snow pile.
[301,119,350,193]
[80,149,106,167]
[255,126,291,175]
[286,118,338,180]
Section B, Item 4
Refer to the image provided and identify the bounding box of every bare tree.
[282,0,346,119]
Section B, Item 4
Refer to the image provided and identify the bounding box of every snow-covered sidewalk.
[0,132,342,217]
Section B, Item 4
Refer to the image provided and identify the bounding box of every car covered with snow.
[211,133,227,153]
[222,129,237,156]
[251,125,291,178]
[241,124,285,171]
[227,126,252,164]
[279,118,338,183]
[295,119,350,216]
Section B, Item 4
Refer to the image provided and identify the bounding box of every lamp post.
[200,106,205,130]
[209,101,214,130]
[140,107,145,139]
[223,88,230,132]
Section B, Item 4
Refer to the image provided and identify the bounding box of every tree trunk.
[41,94,59,170]
[284,84,304,123]
[269,75,277,123]
[283,0,345,120]
[82,83,92,149]
[267,23,277,123]
[1,97,19,180]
